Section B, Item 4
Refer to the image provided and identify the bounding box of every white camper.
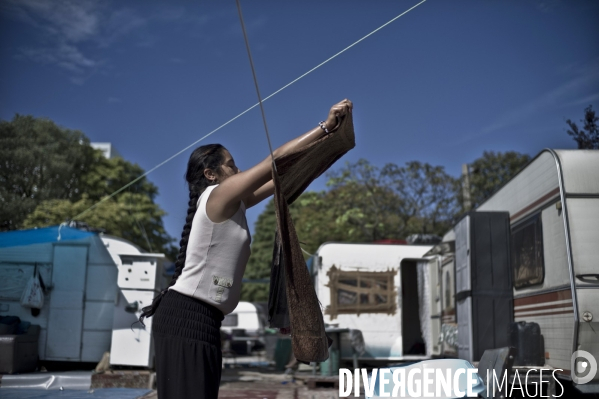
[103,235,166,368]
[221,301,263,337]
[431,149,599,389]
[477,149,598,385]
[312,242,436,362]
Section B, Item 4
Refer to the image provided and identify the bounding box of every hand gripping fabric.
[272,113,355,363]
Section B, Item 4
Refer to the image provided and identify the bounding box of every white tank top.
[170,185,251,315]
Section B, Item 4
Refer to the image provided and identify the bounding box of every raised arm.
[207,99,352,221]
[244,180,274,209]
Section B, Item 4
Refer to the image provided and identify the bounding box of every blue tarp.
[0,226,95,249]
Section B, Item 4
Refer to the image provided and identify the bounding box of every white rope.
[57,222,66,241]
[70,0,427,221]
[256,0,427,104]
[300,246,314,257]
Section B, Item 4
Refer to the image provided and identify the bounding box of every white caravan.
[312,242,436,363]
[221,301,264,337]
[431,149,599,389]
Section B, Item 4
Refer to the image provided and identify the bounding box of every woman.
[139,99,352,398]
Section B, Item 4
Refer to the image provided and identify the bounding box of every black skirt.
[152,289,224,399]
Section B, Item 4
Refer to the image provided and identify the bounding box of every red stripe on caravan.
[514,309,574,318]
[510,187,560,222]
[514,301,573,312]
[513,288,572,307]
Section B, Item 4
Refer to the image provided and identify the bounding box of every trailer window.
[222,314,238,327]
[325,265,397,320]
[511,214,544,289]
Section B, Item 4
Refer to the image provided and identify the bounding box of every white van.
[221,301,263,337]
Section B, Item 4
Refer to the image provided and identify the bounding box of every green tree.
[380,160,459,236]
[241,159,459,301]
[22,192,172,254]
[566,105,599,149]
[0,115,97,230]
[465,151,531,209]
[241,199,277,302]
[311,159,459,244]
[81,155,159,201]
[240,197,307,302]
[1,114,174,256]
[294,162,407,248]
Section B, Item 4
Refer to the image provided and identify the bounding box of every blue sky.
[1,0,598,242]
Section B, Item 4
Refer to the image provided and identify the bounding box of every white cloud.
[536,0,561,13]
[461,57,599,142]
[3,0,101,42]
[98,8,146,48]
[560,93,599,108]
[70,76,87,86]
[2,1,223,84]
[3,0,146,83]
[17,43,97,74]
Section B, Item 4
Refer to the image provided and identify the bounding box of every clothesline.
[69,0,427,223]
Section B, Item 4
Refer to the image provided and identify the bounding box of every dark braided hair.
[138,144,226,327]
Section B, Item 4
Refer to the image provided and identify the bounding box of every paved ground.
[137,369,349,399]
[0,368,350,399]
[219,369,344,399]
[0,388,153,398]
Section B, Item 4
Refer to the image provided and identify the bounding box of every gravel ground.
[139,368,357,399]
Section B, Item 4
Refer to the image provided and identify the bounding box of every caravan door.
[46,244,88,361]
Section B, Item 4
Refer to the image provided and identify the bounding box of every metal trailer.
[0,226,167,368]
[429,149,599,394]
[0,226,118,363]
[311,242,436,363]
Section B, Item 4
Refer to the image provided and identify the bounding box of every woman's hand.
[210,98,354,219]
[324,99,353,132]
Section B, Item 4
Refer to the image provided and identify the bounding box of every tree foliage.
[240,197,306,302]
[379,161,459,237]
[1,114,174,255]
[0,115,97,230]
[465,151,531,209]
[22,192,172,254]
[240,200,277,302]
[566,105,599,149]
[241,159,459,301]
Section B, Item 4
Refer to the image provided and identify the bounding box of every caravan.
[312,242,436,363]
[0,225,167,367]
[430,149,599,389]
[0,226,118,363]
